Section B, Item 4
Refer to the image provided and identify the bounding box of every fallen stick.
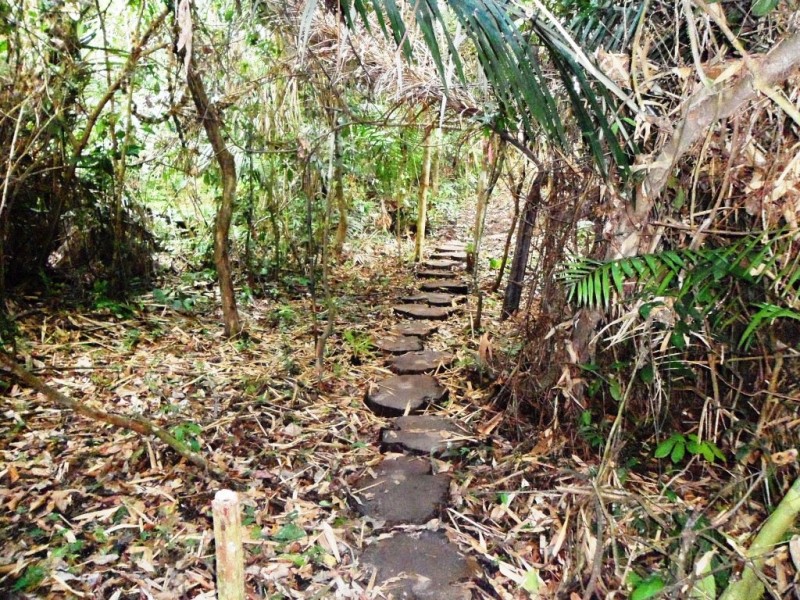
[0,350,230,482]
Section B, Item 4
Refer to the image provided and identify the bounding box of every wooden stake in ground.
[213,489,245,600]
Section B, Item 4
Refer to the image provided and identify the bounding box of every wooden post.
[212,489,245,600]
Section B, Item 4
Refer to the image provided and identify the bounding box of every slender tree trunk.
[502,173,542,319]
[429,126,442,196]
[491,165,526,293]
[332,123,347,256]
[470,136,504,276]
[186,61,241,337]
[414,125,434,262]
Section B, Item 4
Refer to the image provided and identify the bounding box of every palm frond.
[561,229,800,346]
[339,0,634,174]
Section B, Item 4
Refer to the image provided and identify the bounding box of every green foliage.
[152,288,197,313]
[579,410,607,449]
[628,572,665,600]
[171,422,203,452]
[343,329,373,359]
[13,563,47,592]
[561,230,800,347]
[654,433,725,464]
[751,0,781,17]
[340,0,631,177]
[271,305,297,328]
[92,281,135,318]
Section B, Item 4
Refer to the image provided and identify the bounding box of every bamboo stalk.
[213,490,245,600]
[719,477,800,600]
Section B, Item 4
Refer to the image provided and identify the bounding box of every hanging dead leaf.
[176,0,193,75]
[769,449,798,466]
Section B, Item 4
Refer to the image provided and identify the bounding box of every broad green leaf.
[631,576,665,600]
[611,261,624,296]
[752,0,780,16]
[654,439,675,459]
[671,441,686,463]
[609,378,622,402]
[639,364,654,384]
[521,568,542,594]
[690,550,717,600]
[274,523,306,542]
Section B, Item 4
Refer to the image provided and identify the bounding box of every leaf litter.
[2,233,786,598]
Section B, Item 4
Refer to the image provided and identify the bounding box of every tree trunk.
[430,126,442,195]
[414,125,434,262]
[332,123,347,256]
[471,137,505,276]
[502,173,542,319]
[186,61,241,338]
[491,165,526,293]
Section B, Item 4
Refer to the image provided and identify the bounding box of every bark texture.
[186,61,241,337]
[414,126,434,262]
[502,173,542,319]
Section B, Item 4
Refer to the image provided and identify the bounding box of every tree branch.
[0,350,230,482]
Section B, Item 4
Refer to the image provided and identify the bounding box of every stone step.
[400,292,466,307]
[365,374,448,417]
[372,334,423,354]
[387,350,454,375]
[422,258,462,270]
[430,251,467,262]
[351,456,448,525]
[415,269,457,279]
[435,242,467,253]
[393,304,455,320]
[361,531,472,600]
[392,321,439,338]
[382,415,472,455]
[420,280,470,295]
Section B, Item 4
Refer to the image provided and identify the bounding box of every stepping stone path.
[355,240,475,599]
[352,456,448,525]
[422,258,461,270]
[420,279,470,294]
[373,334,423,353]
[393,321,438,337]
[430,251,468,262]
[387,349,454,374]
[415,268,457,279]
[382,415,472,454]
[400,292,466,306]
[393,303,454,320]
[365,374,448,416]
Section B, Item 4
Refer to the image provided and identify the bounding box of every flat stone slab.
[393,322,439,337]
[400,292,466,307]
[365,375,448,416]
[435,242,466,252]
[373,334,423,353]
[393,304,454,320]
[430,251,467,261]
[420,280,469,294]
[423,259,461,270]
[352,456,448,525]
[388,350,454,374]
[361,531,472,600]
[382,416,471,454]
[415,269,457,279]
